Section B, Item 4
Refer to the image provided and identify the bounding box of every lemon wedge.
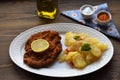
[31,39,49,52]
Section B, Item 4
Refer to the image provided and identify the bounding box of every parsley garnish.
[74,36,80,40]
[81,43,91,51]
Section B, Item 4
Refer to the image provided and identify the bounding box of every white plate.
[9,23,114,77]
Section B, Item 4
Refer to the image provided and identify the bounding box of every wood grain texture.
[0,0,120,80]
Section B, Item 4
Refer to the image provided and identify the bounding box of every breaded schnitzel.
[24,30,62,68]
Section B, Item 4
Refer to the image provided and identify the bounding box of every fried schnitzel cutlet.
[24,30,62,68]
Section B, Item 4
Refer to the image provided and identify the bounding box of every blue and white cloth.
[61,3,120,40]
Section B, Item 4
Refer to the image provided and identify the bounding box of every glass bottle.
[36,0,58,19]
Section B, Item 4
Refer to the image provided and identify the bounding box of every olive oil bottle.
[36,0,58,19]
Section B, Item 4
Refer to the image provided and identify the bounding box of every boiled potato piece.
[58,52,67,62]
[78,33,88,38]
[91,45,102,58]
[69,41,86,51]
[72,52,87,69]
[97,43,108,52]
[85,37,99,45]
[65,52,77,63]
[86,53,93,64]
[65,32,76,46]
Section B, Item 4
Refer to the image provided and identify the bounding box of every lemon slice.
[31,39,49,52]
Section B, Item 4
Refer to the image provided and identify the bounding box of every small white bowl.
[80,4,95,19]
[96,10,111,26]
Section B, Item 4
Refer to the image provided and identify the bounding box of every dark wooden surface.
[0,0,120,80]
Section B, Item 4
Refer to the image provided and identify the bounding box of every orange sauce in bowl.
[97,12,110,21]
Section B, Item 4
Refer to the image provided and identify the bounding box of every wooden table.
[0,0,120,80]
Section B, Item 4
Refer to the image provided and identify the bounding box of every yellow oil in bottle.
[36,0,58,19]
